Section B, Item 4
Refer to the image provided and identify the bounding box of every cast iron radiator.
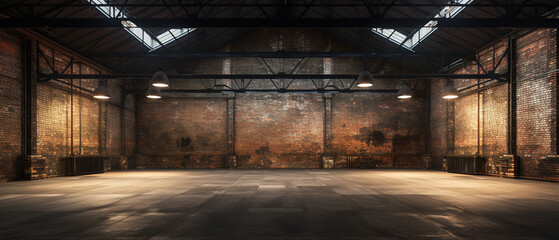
[64,156,106,175]
[446,155,484,175]
[540,156,559,180]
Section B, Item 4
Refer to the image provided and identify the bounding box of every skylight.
[372,0,473,51]
[87,0,194,52]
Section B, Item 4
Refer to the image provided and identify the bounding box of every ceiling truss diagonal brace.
[37,73,509,82]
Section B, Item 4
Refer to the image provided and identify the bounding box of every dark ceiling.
[1,0,557,74]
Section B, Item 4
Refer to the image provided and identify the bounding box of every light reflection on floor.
[0,169,558,239]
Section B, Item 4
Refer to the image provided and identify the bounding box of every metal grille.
[540,156,559,180]
[64,156,106,175]
[446,155,484,175]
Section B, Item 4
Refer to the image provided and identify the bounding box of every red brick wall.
[429,79,447,168]
[0,31,136,180]
[481,84,508,156]
[516,29,557,179]
[37,84,72,175]
[332,93,424,168]
[431,39,509,160]
[36,45,102,176]
[106,104,121,156]
[454,93,479,155]
[235,93,324,168]
[124,105,135,156]
[0,31,22,180]
[430,29,559,181]
[481,40,511,157]
[138,97,227,168]
[138,29,425,169]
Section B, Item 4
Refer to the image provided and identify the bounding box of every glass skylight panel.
[371,0,472,51]
[371,28,411,50]
[86,0,194,51]
[150,28,194,52]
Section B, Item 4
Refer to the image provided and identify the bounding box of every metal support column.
[225,92,237,168]
[507,36,517,155]
[322,93,334,168]
[21,38,37,156]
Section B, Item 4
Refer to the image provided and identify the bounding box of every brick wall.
[0,30,135,180]
[481,84,508,156]
[0,31,22,181]
[516,29,557,179]
[235,93,324,168]
[138,29,425,168]
[429,79,447,169]
[138,97,228,168]
[430,29,559,181]
[331,93,424,168]
[36,43,137,176]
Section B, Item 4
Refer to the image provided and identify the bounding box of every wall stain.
[255,144,272,168]
[177,136,193,151]
[354,127,386,146]
[255,144,271,155]
[392,134,418,152]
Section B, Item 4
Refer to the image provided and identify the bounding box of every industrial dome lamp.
[93,81,110,100]
[356,71,373,88]
[442,79,459,99]
[146,85,162,99]
[151,70,169,88]
[397,81,412,99]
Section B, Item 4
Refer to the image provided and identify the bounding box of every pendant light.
[397,81,412,99]
[146,85,162,99]
[151,70,169,88]
[93,80,110,100]
[442,79,458,99]
[356,71,373,88]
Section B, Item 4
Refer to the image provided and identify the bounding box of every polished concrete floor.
[0,169,558,240]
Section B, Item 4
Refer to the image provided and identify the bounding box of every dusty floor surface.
[0,169,558,239]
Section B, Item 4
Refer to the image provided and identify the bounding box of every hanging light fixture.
[93,81,110,100]
[151,70,169,88]
[356,71,373,88]
[397,82,412,99]
[442,80,459,99]
[146,85,162,99]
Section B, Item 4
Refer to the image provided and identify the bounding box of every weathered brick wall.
[481,84,508,156]
[431,39,509,160]
[36,45,103,176]
[235,93,324,168]
[0,31,135,180]
[479,39,509,158]
[454,93,479,155]
[105,104,121,168]
[124,98,135,163]
[429,79,447,169]
[0,31,23,181]
[138,97,228,168]
[37,84,72,175]
[138,29,425,168]
[331,93,424,168]
[516,29,557,179]
[430,29,558,181]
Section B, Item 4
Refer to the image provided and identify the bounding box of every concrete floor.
[0,169,558,240]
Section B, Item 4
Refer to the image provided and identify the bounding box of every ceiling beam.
[86,51,472,58]
[1,18,557,28]
[160,89,399,93]
[39,73,507,81]
[1,3,550,8]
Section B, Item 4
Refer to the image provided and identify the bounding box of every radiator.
[64,156,106,175]
[540,156,559,180]
[446,155,484,175]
